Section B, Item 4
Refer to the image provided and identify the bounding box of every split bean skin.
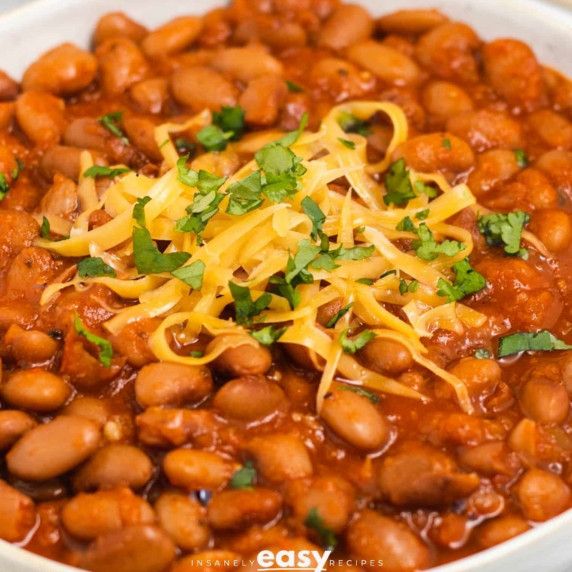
[3,2,572,570]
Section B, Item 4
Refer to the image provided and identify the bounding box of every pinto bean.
[155,493,210,551]
[483,39,543,109]
[346,509,430,572]
[208,334,272,377]
[393,132,475,175]
[0,70,18,101]
[62,488,155,540]
[477,516,531,549]
[528,110,572,150]
[207,488,282,531]
[135,362,212,408]
[213,376,286,422]
[6,416,101,481]
[347,41,420,86]
[516,469,571,522]
[123,116,162,162]
[448,357,502,397]
[239,76,288,127]
[94,12,148,45]
[514,169,558,210]
[73,444,153,491]
[81,525,176,572]
[2,369,70,413]
[535,150,572,192]
[377,9,448,34]
[40,145,101,181]
[416,22,480,84]
[0,210,39,262]
[130,78,169,114]
[211,47,283,83]
[163,449,235,490]
[466,149,520,197]
[171,66,238,112]
[459,441,521,477]
[16,91,66,147]
[0,480,36,542]
[142,17,203,58]
[0,101,14,130]
[318,4,374,50]
[62,396,110,426]
[421,81,473,124]
[64,117,109,153]
[519,375,569,424]
[0,411,37,450]
[3,324,59,363]
[378,442,479,507]
[96,38,149,95]
[358,337,413,376]
[39,175,78,220]
[321,387,389,451]
[446,109,523,152]
[246,433,313,482]
[529,208,572,253]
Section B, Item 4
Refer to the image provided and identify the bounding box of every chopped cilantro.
[514,149,528,168]
[381,269,397,279]
[301,196,326,242]
[286,80,304,93]
[305,507,337,550]
[83,165,132,179]
[335,244,375,261]
[477,211,530,257]
[408,280,420,293]
[276,112,308,148]
[339,328,376,354]
[175,137,196,154]
[250,325,287,346]
[339,385,380,403]
[176,155,199,187]
[269,276,301,310]
[226,171,264,215]
[74,313,113,367]
[415,209,430,221]
[229,282,271,325]
[40,216,51,239]
[326,302,354,328]
[230,461,257,489]
[437,258,487,302]
[396,216,415,232]
[158,139,170,149]
[171,260,205,290]
[190,350,204,358]
[412,224,465,261]
[383,158,416,206]
[78,257,116,279]
[99,111,129,146]
[399,279,408,295]
[338,138,356,150]
[197,125,233,152]
[285,240,320,284]
[442,138,452,150]
[414,179,438,198]
[356,277,374,285]
[338,111,371,136]
[213,106,245,141]
[474,348,492,359]
[498,331,572,357]
[0,174,9,200]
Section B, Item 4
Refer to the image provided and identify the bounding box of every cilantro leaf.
[498,331,572,357]
[339,385,379,403]
[250,325,287,346]
[74,313,113,367]
[226,171,264,215]
[269,276,301,310]
[356,277,374,285]
[301,196,326,242]
[415,209,430,221]
[338,138,356,150]
[381,270,397,279]
[285,240,320,284]
[478,211,530,257]
[213,106,245,141]
[474,348,492,359]
[99,111,129,146]
[414,180,438,199]
[197,125,233,152]
[40,216,51,239]
[176,155,199,187]
[326,302,354,328]
[437,258,487,302]
[78,257,116,278]
[399,279,408,295]
[197,170,227,194]
[396,216,415,232]
[175,137,196,154]
[408,280,420,293]
[339,328,376,354]
[230,461,257,489]
[229,282,271,325]
[133,196,151,227]
[383,158,416,206]
[286,80,304,93]
[171,260,205,290]
[0,173,9,200]
[305,507,337,550]
[514,149,528,168]
[276,112,308,148]
[83,165,132,179]
[442,138,452,150]
[335,245,375,261]
[338,111,371,136]
[412,224,465,261]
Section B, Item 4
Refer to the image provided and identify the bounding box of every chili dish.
[1,1,572,571]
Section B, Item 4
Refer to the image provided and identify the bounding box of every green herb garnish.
[474,348,492,359]
[412,223,465,261]
[514,149,528,168]
[477,211,530,258]
[74,313,113,367]
[437,258,487,302]
[286,80,304,93]
[383,158,416,206]
[78,257,116,278]
[305,508,337,550]
[83,165,132,179]
[338,111,371,136]
[326,302,354,328]
[339,328,376,354]
[99,111,129,146]
[250,325,287,346]
[338,138,356,150]
[171,260,205,290]
[339,385,380,403]
[498,331,572,357]
[229,281,271,325]
[230,461,257,489]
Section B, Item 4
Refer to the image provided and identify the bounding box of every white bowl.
[1,0,572,571]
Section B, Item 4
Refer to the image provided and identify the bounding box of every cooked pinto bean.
[39,175,78,220]
[40,145,104,181]
[378,442,480,507]
[211,47,283,83]
[347,41,421,86]
[519,375,569,424]
[358,337,413,376]
[0,101,14,129]
[123,116,162,162]
[171,66,238,112]
[155,492,210,551]
[448,357,502,397]
[528,110,572,150]
[207,488,282,530]
[62,396,110,426]
[346,509,430,572]
[213,376,286,422]
[130,78,168,114]
[2,369,69,413]
[535,149,572,192]
[135,362,212,408]
[142,17,203,58]
[393,132,475,174]
[317,4,374,51]
[0,411,37,450]
[0,480,36,542]
[94,12,148,45]
[239,76,288,127]
[421,81,473,124]
[6,416,101,481]
[246,433,313,482]
[64,117,109,153]
[96,38,149,95]
[208,334,272,377]
[477,515,531,549]
[72,443,153,491]
[0,70,18,101]
[321,387,390,451]
[483,39,543,109]
[529,208,572,253]
[466,149,521,197]
[61,488,155,540]
[22,43,97,95]
[3,324,59,363]
[16,91,66,147]
[377,9,448,34]
[515,469,571,522]
[163,449,236,490]
[459,441,521,477]
[81,525,176,572]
